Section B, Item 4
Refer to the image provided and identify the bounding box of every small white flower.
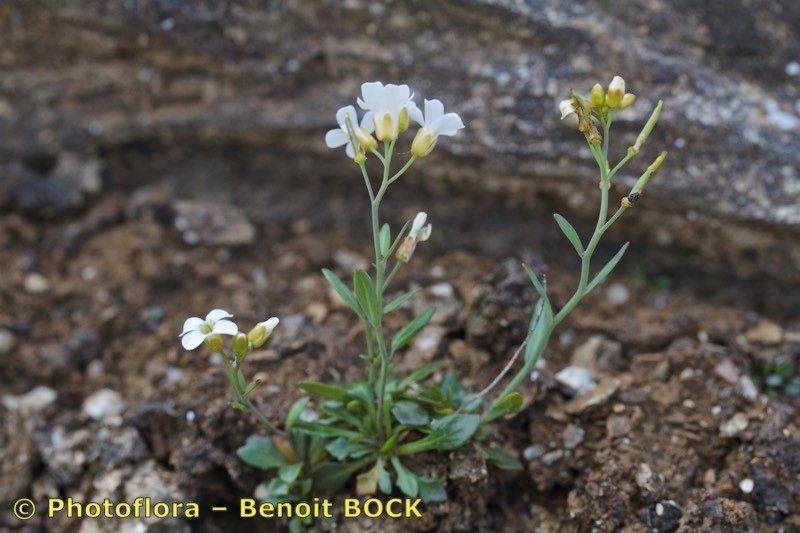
[606,75,626,107]
[325,105,375,158]
[396,212,432,263]
[357,81,418,141]
[409,211,432,242]
[559,99,576,120]
[410,99,464,157]
[259,316,280,333]
[180,309,238,350]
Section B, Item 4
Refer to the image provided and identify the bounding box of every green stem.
[224,357,283,436]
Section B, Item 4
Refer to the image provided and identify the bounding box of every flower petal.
[212,319,238,336]
[424,99,445,124]
[345,142,355,159]
[206,308,233,322]
[409,103,424,127]
[181,330,207,350]
[358,81,385,109]
[325,128,349,148]
[262,317,280,333]
[335,105,358,129]
[180,317,204,336]
[431,113,464,136]
[360,111,375,133]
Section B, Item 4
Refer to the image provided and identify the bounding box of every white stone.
[83,389,125,420]
[3,386,57,412]
[555,365,596,395]
[739,478,754,494]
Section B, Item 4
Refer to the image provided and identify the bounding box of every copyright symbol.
[13,498,35,520]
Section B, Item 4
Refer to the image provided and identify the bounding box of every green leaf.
[399,414,480,454]
[390,457,418,497]
[398,360,445,389]
[479,444,523,471]
[310,457,373,493]
[392,401,430,426]
[391,308,435,352]
[353,270,381,324]
[278,463,304,483]
[293,421,362,439]
[285,397,309,433]
[259,478,291,503]
[322,268,362,317]
[298,381,346,401]
[586,242,629,292]
[237,435,289,470]
[326,437,372,461]
[430,414,480,450]
[554,214,584,255]
[483,392,524,422]
[384,289,419,314]
[379,224,391,257]
[416,476,447,502]
[522,264,552,311]
[377,460,392,494]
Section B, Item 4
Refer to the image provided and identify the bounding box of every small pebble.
[24,272,51,294]
[3,386,57,412]
[0,329,15,355]
[713,358,741,384]
[739,478,754,494]
[555,365,596,395]
[720,412,749,437]
[82,389,125,420]
[605,283,630,306]
[745,320,783,345]
[523,444,544,461]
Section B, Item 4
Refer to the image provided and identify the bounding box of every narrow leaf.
[298,381,346,401]
[554,214,584,255]
[384,289,419,314]
[484,392,524,422]
[391,308,435,352]
[479,444,523,471]
[282,398,308,435]
[353,270,381,324]
[398,360,444,389]
[586,242,629,292]
[322,269,362,317]
[379,224,391,257]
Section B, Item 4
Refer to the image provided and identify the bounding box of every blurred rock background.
[1,0,798,287]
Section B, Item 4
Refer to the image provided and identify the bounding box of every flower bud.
[353,152,366,164]
[606,76,625,108]
[355,128,377,151]
[376,113,397,141]
[411,129,435,157]
[204,334,224,353]
[272,435,297,462]
[248,317,279,349]
[232,333,250,359]
[620,93,637,109]
[590,84,605,107]
[398,107,410,132]
[395,235,417,263]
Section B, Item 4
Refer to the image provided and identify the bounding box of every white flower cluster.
[559,75,636,127]
[180,308,279,352]
[326,82,464,161]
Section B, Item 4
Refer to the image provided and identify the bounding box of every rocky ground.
[1,170,798,532]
